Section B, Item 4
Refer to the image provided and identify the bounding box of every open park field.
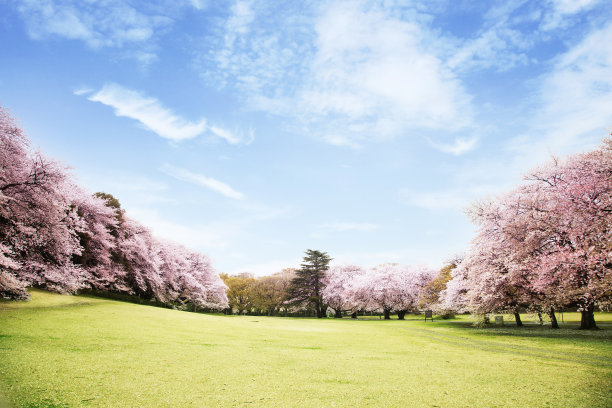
[1,290,611,408]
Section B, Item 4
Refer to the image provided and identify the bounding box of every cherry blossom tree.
[0,105,228,310]
[437,262,470,314]
[353,263,437,319]
[1,106,85,297]
[461,137,611,329]
[322,264,366,318]
[69,188,119,290]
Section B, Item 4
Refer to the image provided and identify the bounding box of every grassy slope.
[0,290,611,408]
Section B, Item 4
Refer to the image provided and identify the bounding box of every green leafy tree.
[220,273,256,314]
[251,269,295,316]
[287,250,332,318]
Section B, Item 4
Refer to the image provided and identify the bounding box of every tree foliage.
[287,249,332,318]
[0,106,228,309]
[442,137,611,329]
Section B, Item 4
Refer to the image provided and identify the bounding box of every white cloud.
[189,0,208,10]
[538,22,612,139]
[200,1,473,146]
[128,207,231,251]
[209,125,254,145]
[331,249,444,270]
[447,25,531,73]
[15,0,171,57]
[541,0,603,31]
[551,0,601,14]
[226,1,255,38]
[323,222,379,232]
[427,137,478,156]
[298,2,474,142]
[400,190,470,211]
[513,22,612,157]
[72,86,93,96]
[81,83,251,144]
[160,164,245,200]
[86,83,207,141]
[226,259,300,276]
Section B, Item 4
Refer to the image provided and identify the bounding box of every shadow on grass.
[399,322,612,368]
[431,319,612,342]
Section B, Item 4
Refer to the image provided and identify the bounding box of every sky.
[1,0,611,276]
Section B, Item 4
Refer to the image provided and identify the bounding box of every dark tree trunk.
[537,312,543,325]
[317,305,326,318]
[334,309,342,318]
[383,308,391,320]
[514,311,523,327]
[351,312,357,319]
[579,303,599,330]
[548,307,559,329]
[397,310,406,320]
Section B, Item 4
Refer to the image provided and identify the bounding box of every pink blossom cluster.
[322,263,437,318]
[0,106,228,309]
[440,138,611,327]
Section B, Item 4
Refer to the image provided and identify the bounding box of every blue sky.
[1,0,611,275]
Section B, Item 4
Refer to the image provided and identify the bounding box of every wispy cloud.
[128,207,232,251]
[323,222,379,232]
[86,83,207,141]
[534,21,612,146]
[199,1,473,147]
[80,83,252,144]
[209,125,254,145]
[160,163,245,200]
[302,1,474,137]
[400,190,470,211]
[226,258,300,276]
[14,0,174,63]
[506,21,612,159]
[189,0,208,11]
[541,0,604,31]
[309,221,379,239]
[427,137,478,156]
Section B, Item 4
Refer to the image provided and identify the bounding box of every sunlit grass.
[1,290,611,407]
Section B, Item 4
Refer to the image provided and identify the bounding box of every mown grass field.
[1,290,611,408]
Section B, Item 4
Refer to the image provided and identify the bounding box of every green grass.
[1,290,611,408]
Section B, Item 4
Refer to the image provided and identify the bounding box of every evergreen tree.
[287,249,332,318]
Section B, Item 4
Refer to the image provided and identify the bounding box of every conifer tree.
[287,249,332,318]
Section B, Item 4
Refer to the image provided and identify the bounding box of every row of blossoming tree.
[222,261,439,319]
[321,262,438,319]
[436,138,611,329]
[0,106,228,310]
[221,249,440,319]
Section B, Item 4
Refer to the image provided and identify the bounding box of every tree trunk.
[579,303,599,330]
[351,312,357,319]
[334,309,342,318]
[537,312,543,325]
[397,310,406,320]
[383,308,391,320]
[514,311,523,327]
[317,305,326,318]
[548,307,559,329]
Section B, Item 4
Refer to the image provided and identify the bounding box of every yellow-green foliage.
[419,262,455,309]
[1,290,611,407]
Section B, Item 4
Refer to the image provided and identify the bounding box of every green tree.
[287,250,332,318]
[251,269,295,316]
[220,273,256,315]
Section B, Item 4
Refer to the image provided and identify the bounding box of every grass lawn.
[1,290,611,407]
